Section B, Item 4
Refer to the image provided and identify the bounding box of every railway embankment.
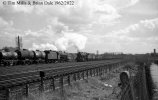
[0,60,129,100]
[21,61,131,100]
[119,62,158,100]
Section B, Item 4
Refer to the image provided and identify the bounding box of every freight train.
[0,49,123,66]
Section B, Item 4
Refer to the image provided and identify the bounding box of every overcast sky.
[0,0,158,54]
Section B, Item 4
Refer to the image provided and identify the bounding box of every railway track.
[0,59,122,90]
[0,59,120,75]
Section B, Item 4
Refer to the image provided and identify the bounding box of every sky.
[0,0,158,54]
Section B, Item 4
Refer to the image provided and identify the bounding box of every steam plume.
[30,43,57,51]
[55,32,87,51]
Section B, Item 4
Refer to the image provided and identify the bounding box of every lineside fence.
[0,60,127,100]
[119,64,150,100]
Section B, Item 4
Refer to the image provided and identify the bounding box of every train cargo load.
[0,51,18,66]
[33,50,46,63]
[15,49,35,64]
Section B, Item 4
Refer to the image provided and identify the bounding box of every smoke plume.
[55,32,87,51]
[30,43,57,51]
[30,32,87,51]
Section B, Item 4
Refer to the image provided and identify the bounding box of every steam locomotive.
[0,49,123,66]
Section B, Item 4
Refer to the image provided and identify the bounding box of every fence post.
[104,67,107,74]
[95,68,97,76]
[73,73,76,81]
[107,66,109,73]
[90,69,92,77]
[82,71,84,79]
[25,84,29,97]
[141,65,149,100]
[93,69,96,76]
[96,69,97,76]
[86,70,88,78]
[60,76,64,89]
[109,65,111,72]
[129,80,135,100]
[77,72,80,80]
[114,63,117,69]
[6,88,10,100]
[111,64,113,70]
[67,75,71,85]
[51,77,55,90]
[98,68,100,76]
[100,67,102,76]
[59,75,64,100]
[39,71,45,92]
[102,68,105,75]
[97,68,99,76]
